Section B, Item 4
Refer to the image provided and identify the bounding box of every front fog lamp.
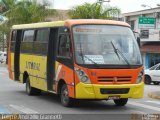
[75,67,91,84]
[136,70,144,84]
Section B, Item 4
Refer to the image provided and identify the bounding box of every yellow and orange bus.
[8,19,144,107]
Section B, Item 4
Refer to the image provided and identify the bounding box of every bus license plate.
[108,96,120,100]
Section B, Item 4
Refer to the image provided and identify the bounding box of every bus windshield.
[73,25,142,66]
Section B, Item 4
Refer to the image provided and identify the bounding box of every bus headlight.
[75,67,91,84]
[78,71,84,76]
[136,69,144,84]
[81,76,89,82]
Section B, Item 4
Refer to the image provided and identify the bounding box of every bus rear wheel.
[26,77,41,95]
[60,84,74,107]
[114,98,128,106]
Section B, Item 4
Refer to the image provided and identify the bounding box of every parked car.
[0,51,7,64]
[144,63,160,85]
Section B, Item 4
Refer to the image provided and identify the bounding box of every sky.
[48,0,160,13]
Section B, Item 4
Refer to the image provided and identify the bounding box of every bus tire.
[60,84,74,107]
[26,77,41,95]
[114,98,128,106]
[153,82,159,85]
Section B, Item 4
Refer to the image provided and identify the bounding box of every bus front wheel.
[60,84,74,107]
[26,77,41,95]
[114,98,128,106]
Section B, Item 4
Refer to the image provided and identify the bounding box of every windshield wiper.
[111,41,120,60]
[111,41,131,67]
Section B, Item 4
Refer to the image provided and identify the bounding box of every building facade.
[123,8,160,69]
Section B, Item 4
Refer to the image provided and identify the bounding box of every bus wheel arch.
[25,76,41,95]
[57,79,66,95]
[57,79,74,107]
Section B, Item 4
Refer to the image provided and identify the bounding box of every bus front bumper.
[75,82,144,99]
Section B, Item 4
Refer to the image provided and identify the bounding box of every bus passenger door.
[47,28,58,91]
[14,30,22,81]
[55,27,75,98]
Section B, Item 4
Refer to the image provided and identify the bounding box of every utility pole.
[98,0,110,2]
[92,0,111,19]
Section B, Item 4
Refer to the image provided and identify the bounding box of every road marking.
[0,105,10,114]
[10,104,38,114]
[146,100,160,105]
[128,101,160,112]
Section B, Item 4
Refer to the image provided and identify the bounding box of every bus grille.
[97,76,132,84]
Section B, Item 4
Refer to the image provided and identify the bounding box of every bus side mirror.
[137,37,141,47]
[132,31,141,47]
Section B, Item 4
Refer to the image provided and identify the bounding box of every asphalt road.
[0,66,160,120]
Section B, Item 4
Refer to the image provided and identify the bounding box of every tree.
[68,2,121,19]
[0,0,57,52]
[0,0,9,13]
[3,0,57,25]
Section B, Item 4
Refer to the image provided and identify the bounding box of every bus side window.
[21,30,34,53]
[10,30,16,52]
[58,34,71,58]
[23,30,34,42]
[33,29,49,55]
[11,31,16,41]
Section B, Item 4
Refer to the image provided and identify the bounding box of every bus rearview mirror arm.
[132,30,141,48]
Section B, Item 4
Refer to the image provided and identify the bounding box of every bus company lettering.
[75,28,102,33]
[25,61,40,71]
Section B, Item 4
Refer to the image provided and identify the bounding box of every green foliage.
[0,0,57,43]
[68,2,121,19]
[0,0,9,13]
[4,0,57,25]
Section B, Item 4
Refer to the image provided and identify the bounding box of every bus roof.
[12,21,65,29]
[65,19,130,28]
[12,19,130,29]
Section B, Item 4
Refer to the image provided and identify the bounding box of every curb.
[148,91,160,100]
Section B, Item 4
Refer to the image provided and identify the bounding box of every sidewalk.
[0,63,7,67]
[148,91,160,100]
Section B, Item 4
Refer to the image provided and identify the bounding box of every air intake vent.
[98,76,132,84]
